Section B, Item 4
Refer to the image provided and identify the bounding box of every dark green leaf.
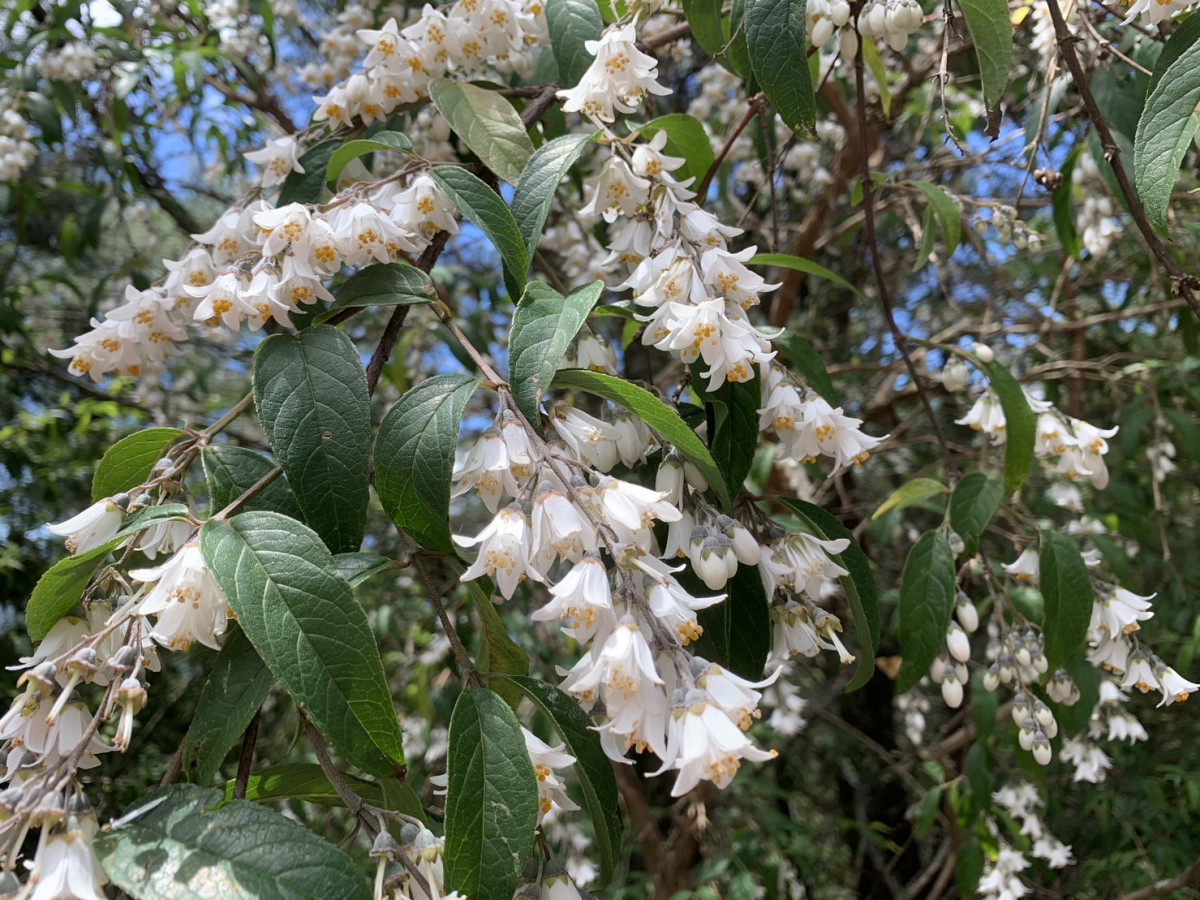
[745,0,815,133]
[92,427,184,502]
[896,530,957,693]
[444,688,539,900]
[429,79,535,185]
[1134,38,1200,232]
[772,333,838,403]
[709,377,759,496]
[252,326,371,555]
[978,359,1036,497]
[182,627,274,786]
[510,280,604,426]
[552,369,731,509]
[872,477,949,520]
[200,513,405,777]
[683,0,726,58]
[907,181,962,260]
[956,0,1013,123]
[323,262,436,315]
[279,139,341,206]
[202,446,301,519]
[464,575,530,708]
[429,165,529,290]
[690,558,771,680]
[1039,530,1093,671]
[956,838,984,898]
[219,763,388,808]
[512,132,597,258]
[779,499,880,691]
[97,784,370,900]
[500,676,623,887]
[749,252,859,295]
[375,374,480,554]
[965,742,992,812]
[25,542,115,642]
[325,131,413,185]
[636,114,716,191]
[545,0,604,87]
[948,473,1004,551]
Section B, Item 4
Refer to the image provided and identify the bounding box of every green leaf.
[324,131,413,185]
[708,377,760,495]
[219,763,388,808]
[772,333,838,404]
[464,575,531,708]
[956,838,985,898]
[334,552,395,587]
[682,0,725,58]
[896,530,957,693]
[511,132,597,258]
[510,281,604,426]
[745,0,815,133]
[860,35,891,117]
[636,114,716,191]
[1147,11,1200,101]
[428,165,529,290]
[202,446,301,519]
[499,676,623,887]
[97,784,370,900]
[444,688,539,900]
[948,473,1004,550]
[969,667,998,740]
[872,477,949,520]
[323,262,436,315]
[25,542,115,641]
[1134,39,1200,233]
[779,499,881,691]
[252,326,371,555]
[1039,531,1093,671]
[279,139,341,206]
[965,742,992,812]
[956,0,1013,125]
[977,360,1036,496]
[749,252,860,295]
[375,374,480,554]
[429,79,535,185]
[545,0,604,87]
[200,513,405,778]
[726,0,753,80]
[182,626,274,786]
[690,558,772,680]
[92,427,184,502]
[906,181,962,260]
[552,369,731,509]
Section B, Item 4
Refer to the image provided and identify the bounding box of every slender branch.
[203,74,298,134]
[696,93,766,199]
[520,83,562,130]
[300,711,373,830]
[233,710,261,800]
[365,305,413,395]
[853,22,959,478]
[1120,856,1200,900]
[641,20,693,49]
[201,391,256,439]
[411,549,483,689]
[1044,0,1200,320]
[213,465,283,520]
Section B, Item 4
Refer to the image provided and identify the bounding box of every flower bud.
[973,342,994,363]
[955,593,979,632]
[942,675,963,708]
[946,622,970,663]
[942,358,968,392]
[1032,733,1052,765]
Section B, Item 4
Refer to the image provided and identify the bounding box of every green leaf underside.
[636,114,716,191]
[324,131,412,185]
[444,688,539,900]
[897,530,957,693]
[1134,39,1200,233]
[552,368,732,509]
[279,140,341,205]
[219,763,388,808]
[948,473,1004,547]
[92,427,184,502]
[779,499,881,691]
[872,477,949,520]
[428,165,529,289]
[182,626,274,786]
[97,785,369,900]
[429,79,535,185]
[956,0,1013,114]
[500,676,623,887]
[511,132,597,258]
[978,360,1036,496]
[200,513,405,778]
[1039,530,1094,671]
[251,326,371,555]
[324,262,436,314]
[1147,12,1200,101]
[545,0,605,88]
[375,374,480,554]
[334,551,395,587]
[510,281,604,426]
[202,446,301,519]
[745,0,816,133]
[750,252,860,295]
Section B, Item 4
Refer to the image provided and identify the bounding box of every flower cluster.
[0,108,35,182]
[36,41,98,82]
[558,22,671,123]
[807,0,924,57]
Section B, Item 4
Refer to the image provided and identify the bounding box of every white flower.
[0,695,111,774]
[47,499,123,555]
[1091,586,1154,636]
[698,246,779,309]
[955,388,1006,442]
[530,488,595,572]
[455,507,545,599]
[522,727,579,819]
[1002,548,1039,584]
[244,136,305,188]
[1120,648,1159,694]
[132,543,230,651]
[1155,664,1200,707]
[550,405,619,471]
[654,696,776,796]
[769,531,850,599]
[1060,736,1112,783]
[533,555,616,644]
[25,809,108,900]
[596,476,682,546]
[557,23,672,123]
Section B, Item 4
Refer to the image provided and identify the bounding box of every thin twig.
[412,549,483,689]
[696,94,766,199]
[233,710,261,800]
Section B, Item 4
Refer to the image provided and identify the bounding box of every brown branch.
[696,93,766,200]
[1121,856,1200,900]
[233,710,261,800]
[203,75,298,134]
[1044,0,1200,320]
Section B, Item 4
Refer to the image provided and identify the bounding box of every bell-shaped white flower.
[47,499,124,555]
[654,694,776,796]
[244,136,305,188]
[455,507,545,599]
[522,727,579,820]
[533,555,615,644]
[1002,548,1040,584]
[557,23,672,123]
[131,542,230,651]
[25,808,108,900]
